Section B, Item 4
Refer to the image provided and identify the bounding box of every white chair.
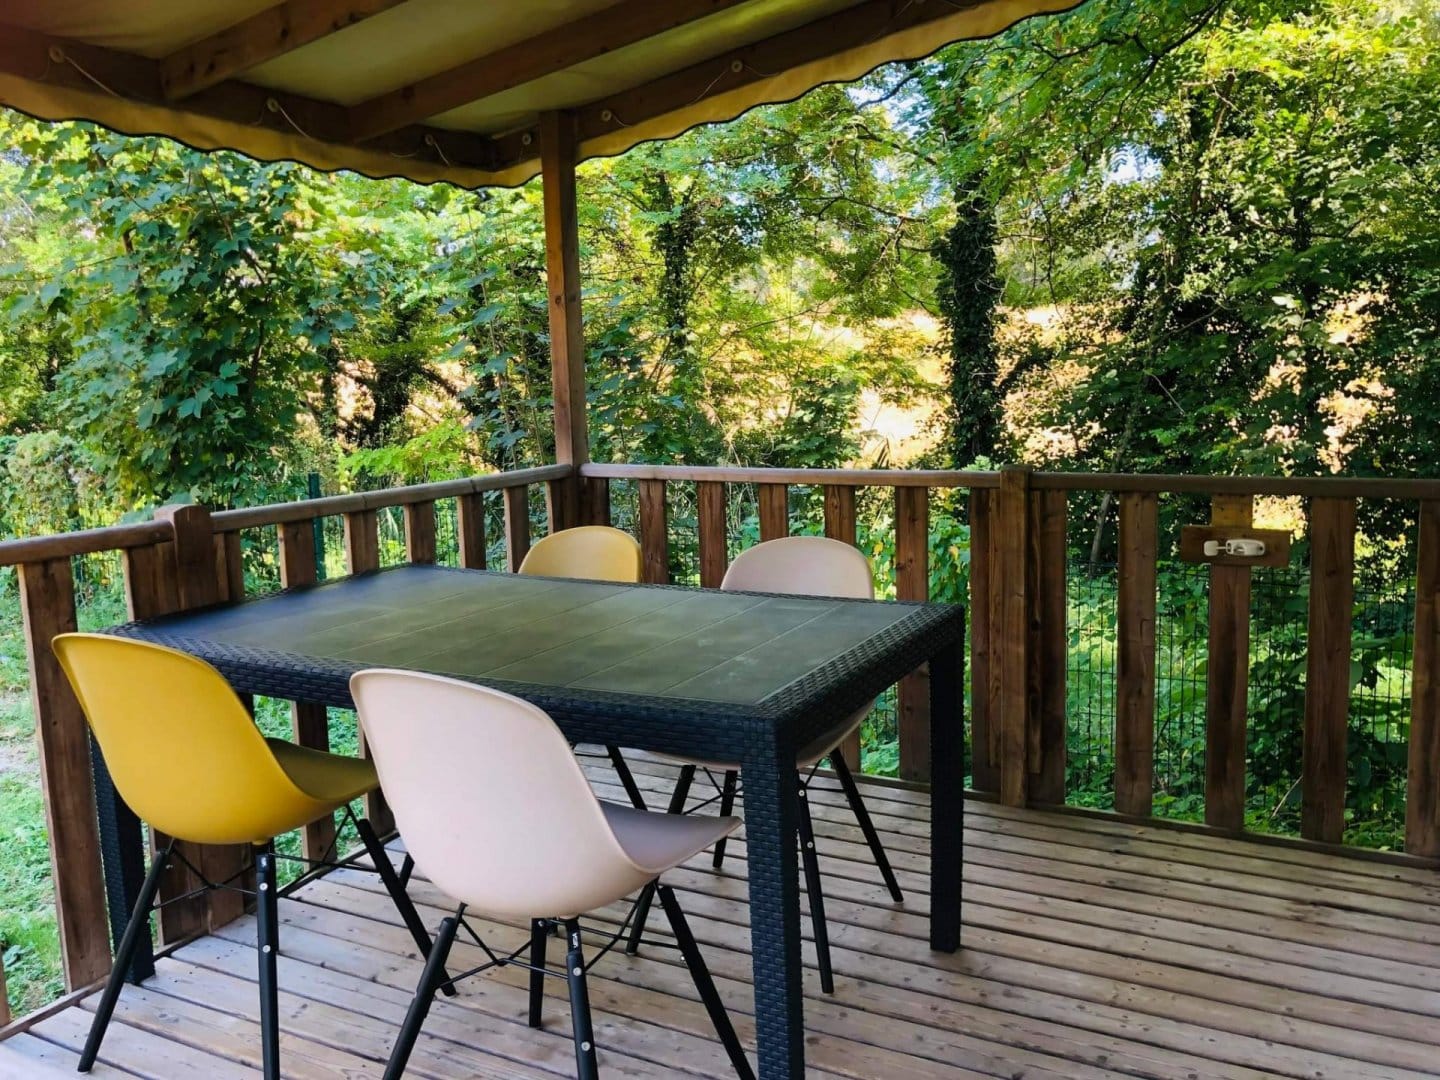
[351,669,755,1080]
[624,536,904,994]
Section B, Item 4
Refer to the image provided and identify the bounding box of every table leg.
[742,751,805,1078]
[90,739,154,983]
[930,630,965,952]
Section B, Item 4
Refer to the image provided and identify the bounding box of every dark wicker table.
[101,564,966,1079]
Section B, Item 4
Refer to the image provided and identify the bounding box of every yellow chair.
[53,633,443,1080]
[518,524,643,582]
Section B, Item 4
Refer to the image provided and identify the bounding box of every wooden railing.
[580,461,1440,863]
[5,457,1440,1021]
[0,464,567,1008]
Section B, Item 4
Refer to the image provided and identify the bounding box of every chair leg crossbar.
[385,885,754,1080]
[79,817,431,1079]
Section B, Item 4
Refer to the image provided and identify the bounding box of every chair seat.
[652,706,868,773]
[266,738,379,807]
[600,800,739,875]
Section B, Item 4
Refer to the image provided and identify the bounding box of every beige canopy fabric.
[0,0,1080,187]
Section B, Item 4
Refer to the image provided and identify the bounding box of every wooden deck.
[4,753,1440,1079]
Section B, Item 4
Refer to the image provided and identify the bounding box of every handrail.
[0,521,174,568]
[580,462,1001,488]
[211,463,572,532]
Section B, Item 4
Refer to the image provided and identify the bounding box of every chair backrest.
[351,669,647,918]
[721,535,874,600]
[518,525,642,583]
[52,633,312,845]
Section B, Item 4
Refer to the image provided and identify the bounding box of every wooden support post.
[1205,493,1253,831]
[995,467,1032,807]
[540,109,587,531]
[824,484,861,767]
[1030,489,1067,804]
[1302,497,1355,844]
[582,476,611,528]
[895,486,931,782]
[503,486,531,572]
[343,508,394,834]
[697,481,728,589]
[279,519,336,863]
[403,500,437,565]
[758,483,789,542]
[638,479,670,584]
[455,493,487,569]
[1409,501,1440,857]
[1115,492,1158,816]
[18,556,112,989]
[968,489,998,792]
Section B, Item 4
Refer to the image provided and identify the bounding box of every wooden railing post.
[1030,488,1067,803]
[1302,497,1356,844]
[278,519,336,863]
[995,467,1033,806]
[582,476,611,528]
[895,486,931,781]
[824,484,861,767]
[1115,492,1158,816]
[343,508,394,834]
[403,500,437,564]
[1205,493,1253,831]
[968,489,998,792]
[1408,501,1440,857]
[503,485,531,572]
[455,493,487,569]
[697,481,728,589]
[18,556,112,990]
[758,483,789,542]
[639,479,669,584]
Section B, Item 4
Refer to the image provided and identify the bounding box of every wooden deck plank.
[7,754,1440,1080]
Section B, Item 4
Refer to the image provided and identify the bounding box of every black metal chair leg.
[528,918,548,1028]
[796,784,835,994]
[256,848,281,1080]
[625,764,695,954]
[830,751,904,903]
[712,770,739,869]
[78,839,174,1072]
[563,919,600,1080]
[356,816,457,996]
[657,883,755,1080]
[384,914,460,1080]
[607,746,648,810]
[398,852,415,890]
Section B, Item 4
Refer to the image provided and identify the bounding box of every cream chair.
[624,536,904,994]
[518,524,643,582]
[351,669,755,1080]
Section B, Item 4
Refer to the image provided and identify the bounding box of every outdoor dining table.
[94,563,966,1079]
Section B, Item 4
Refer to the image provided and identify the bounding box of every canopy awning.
[0,0,1078,188]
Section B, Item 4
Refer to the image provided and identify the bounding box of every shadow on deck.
[3,754,1439,1079]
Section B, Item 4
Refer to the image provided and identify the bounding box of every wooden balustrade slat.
[1302,497,1356,845]
[995,468,1033,807]
[697,481,728,589]
[895,486,930,782]
[822,484,861,766]
[219,532,245,602]
[1115,492,1159,817]
[278,519,336,863]
[1408,500,1440,857]
[546,477,578,533]
[582,476,611,528]
[1205,493,1253,831]
[455,493,487,569]
[638,479,670,585]
[503,485,531,573]
[403,500,437,565]
[758,483,789,542]
[1030,489,1067,804]
[343,509,393,834]
[18,556,112,990]
[968,490,997,792]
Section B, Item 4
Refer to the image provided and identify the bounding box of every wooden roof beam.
[490,0,979,169]
[348,0,753,143]
[159,0,409,101]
